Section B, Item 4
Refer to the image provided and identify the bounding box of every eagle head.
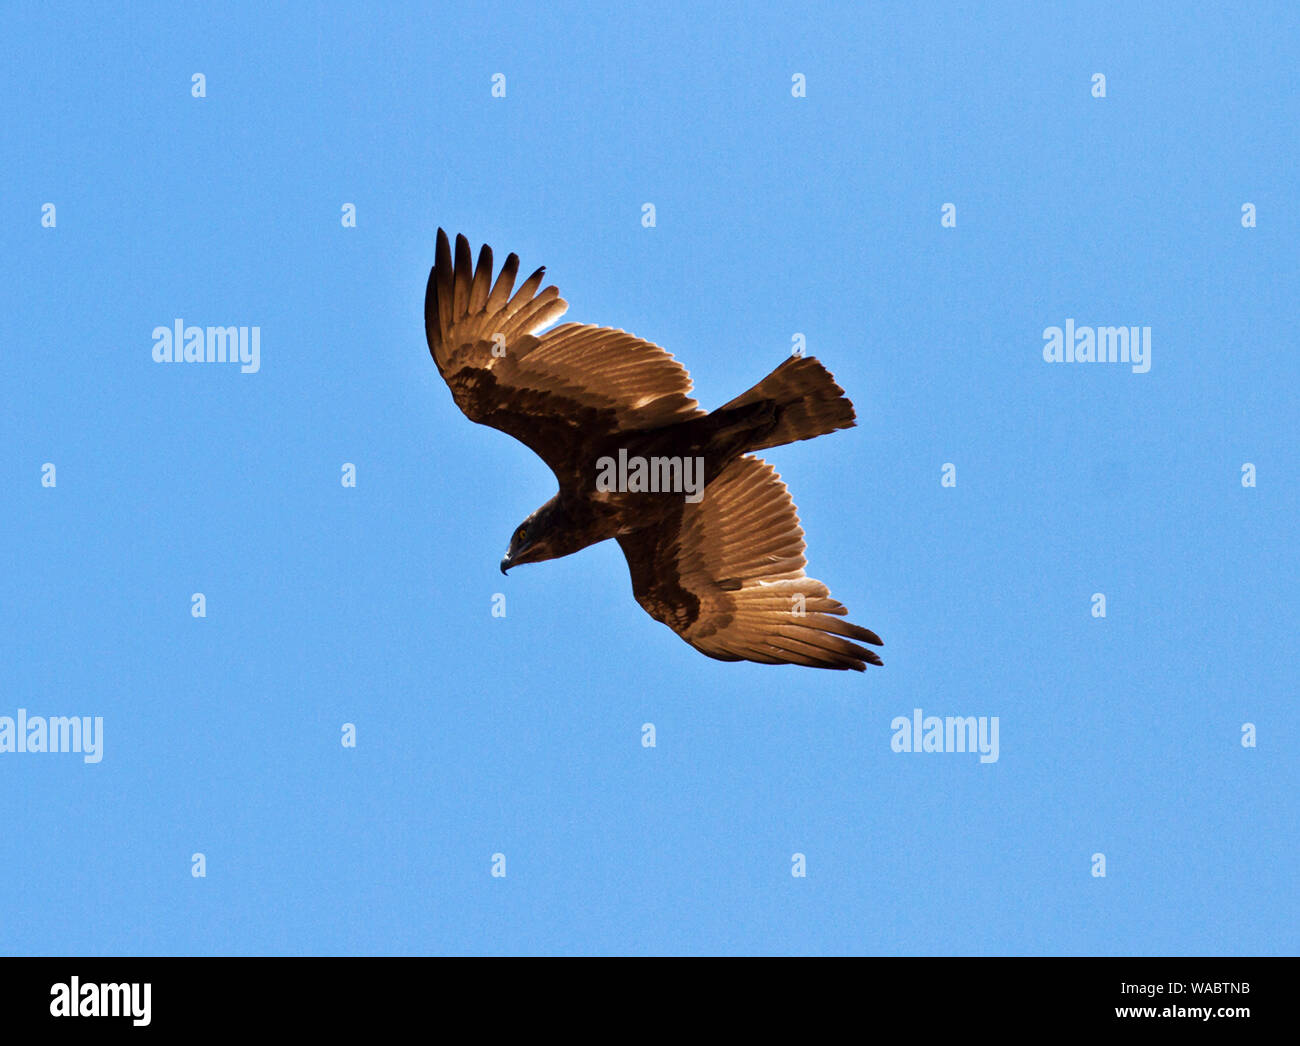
[500,497,578,574]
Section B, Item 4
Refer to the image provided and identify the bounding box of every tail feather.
[720,356,856,451]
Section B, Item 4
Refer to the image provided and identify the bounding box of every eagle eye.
[516,526,528,543]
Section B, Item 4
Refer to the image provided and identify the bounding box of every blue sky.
[1,1,1296,955]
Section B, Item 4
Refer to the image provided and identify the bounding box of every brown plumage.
[424,229,883,670]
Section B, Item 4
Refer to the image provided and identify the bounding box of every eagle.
[424,230,883,671]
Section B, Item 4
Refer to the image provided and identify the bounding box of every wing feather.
[468,243,493,314]
[425,229,704,483]
[617,456,883,670]
[485,251,520,313]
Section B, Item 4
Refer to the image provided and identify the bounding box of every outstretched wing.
[424,229,704,484]
[617,455,883,670]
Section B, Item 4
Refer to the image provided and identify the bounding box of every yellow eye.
[516,527,527,543]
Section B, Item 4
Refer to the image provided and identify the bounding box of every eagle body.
[425,230,884,670]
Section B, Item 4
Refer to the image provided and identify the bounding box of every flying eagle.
[424,230,883,670]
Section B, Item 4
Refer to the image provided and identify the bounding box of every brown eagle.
[424,230,883,670]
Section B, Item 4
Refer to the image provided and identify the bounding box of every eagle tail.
[720,356,856,452]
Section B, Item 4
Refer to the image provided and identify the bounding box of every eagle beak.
[499,556,511,575]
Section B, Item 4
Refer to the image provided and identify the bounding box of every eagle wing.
[424,229,704,483]
[617,455,883,670]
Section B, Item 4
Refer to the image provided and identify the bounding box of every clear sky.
[2,1,1296,955]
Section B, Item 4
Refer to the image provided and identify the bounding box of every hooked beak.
[499,555,511,575]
